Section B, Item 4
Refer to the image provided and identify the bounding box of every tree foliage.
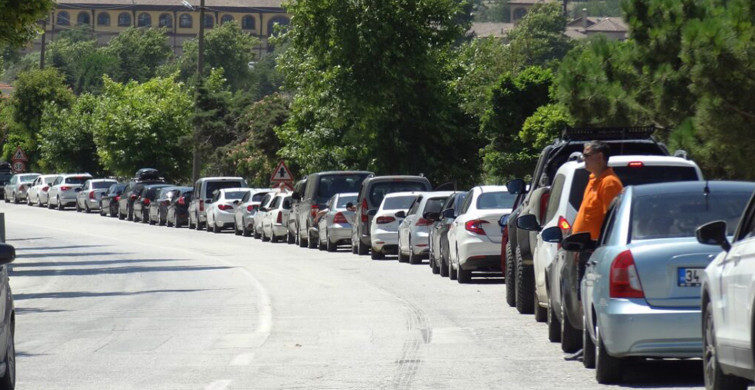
[0,0,55,47]
[38,94,103,174]
[506,2,573,71]
[103,27,173,83]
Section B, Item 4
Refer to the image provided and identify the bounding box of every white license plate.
[678,267,704,287]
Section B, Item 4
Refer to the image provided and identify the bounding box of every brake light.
[376,216,395,224]
[310,204,319,218]
[276,212,283,223]
[334,212,348,223]
[247,205,254,212]
[115,195,120,202]
[143,198,150,206]
[42,186,49,192]
[361,199,368,222]
[415,218,431,226]
[539,192,550,221]
[558,216,571,231]
[610,250,644,298]
[89,191,95,199]
[628,161,644,168]
[465,219,488,235]
[218,204,233,211]
[18,184,25,191]
[199,200,204,212]
[61,186,72,191]
[178,196,185,206]
[130,194,137,200]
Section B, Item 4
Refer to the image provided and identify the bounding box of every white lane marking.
[205,380,232,390]
[230,352,255,366]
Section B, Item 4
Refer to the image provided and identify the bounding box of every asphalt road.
[0,201,709,389]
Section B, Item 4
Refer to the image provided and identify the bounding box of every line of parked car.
[5,126,755,389]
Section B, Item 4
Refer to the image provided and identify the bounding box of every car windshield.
[382,195,417,210]
[369,181,428,208]
[315,174,370,204]
[631,190,752,240]
[65,176,90,184]
[423,198,446,213]
[20,174,39,182]
[336,195,357,208]
[476,192,517,209]
[224,191,247,200]
[93,181,116,189]
[205,181,245,198]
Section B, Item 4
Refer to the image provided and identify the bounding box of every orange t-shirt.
[572,167,623,240]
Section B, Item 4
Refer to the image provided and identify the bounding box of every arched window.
[97,12,111,26]
[267,16,290,37]
[241,15,255,30]
[179,14,192,28]
[203,14,214,28]
[159,13,172,28]
[221,15,234,25]
[77,12,91,25]
[118,12,131,27]
[513,8,527,20]
[57,11,70,26]
[137,13,151,27]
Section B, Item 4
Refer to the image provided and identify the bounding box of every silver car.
[48,173,93,210]
[27,174,59,207]
[234,189,273,237]
[549,181,755,384]
[316,192,358,252]
[397,191,455,264]
[76,179,118,213]
[3,173,40,204]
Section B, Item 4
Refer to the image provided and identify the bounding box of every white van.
[188,176,248,230]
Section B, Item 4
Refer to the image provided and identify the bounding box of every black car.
[133,184,172,223]
[0,163,12,200]
[149,186,191,226]
[166,188,193,228]
[100,183,126,217]
[118,169,166,221]
[428,191,467,276]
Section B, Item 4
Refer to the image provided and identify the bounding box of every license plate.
[678,268,704,287]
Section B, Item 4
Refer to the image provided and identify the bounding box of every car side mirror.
[75,188,82,192]
[233,200,240,205]
[367,209,377,216]
[541,226,563,243]
[516,214,541,231]
[506,179,526,195]
[561,232,596,252]
[696,220,731,252]
[292,193,301,201]
[423,211,440,221]
[394,210,406,219]
[442,208,455,219]
[498,214,509,228]
[0,244,16,266]
[259,207,267,212]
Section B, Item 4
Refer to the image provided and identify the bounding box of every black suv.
[504,126,675,314]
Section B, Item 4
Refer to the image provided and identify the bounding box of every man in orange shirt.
[572,141,624,240]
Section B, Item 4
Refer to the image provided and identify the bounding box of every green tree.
[103,27,172,83]
[473,0,511,22]
[506,2,573,71]
[193,69,240,176]
[38,94,103,174]
[0,0,55,47]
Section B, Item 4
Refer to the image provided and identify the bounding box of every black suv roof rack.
[562,126,656,141]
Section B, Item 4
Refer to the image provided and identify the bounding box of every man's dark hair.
[586,140,610,163]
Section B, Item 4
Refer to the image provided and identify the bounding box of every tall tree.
[506,2,573,71]
[0,0,55,47]
[103,27,172,83]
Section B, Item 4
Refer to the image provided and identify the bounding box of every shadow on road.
[19,252,129,258]
[14,288,215,301]
[605,358,704,388]
[11,258,182,268]
[9,264,232,277]
[14,244,107,251]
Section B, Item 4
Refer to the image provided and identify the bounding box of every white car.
[520,155,704,322]
[254,192,276,239]
[76,178,118,213]
[446,185,516,283]
[369,192,422,260]
[261,193,292,243]
[3,173,40,204]
[27,174,59,207]
[205,188,250,233]
[234,189,273,237]
[699,192,755,390]
[48,173,93,210]
[397,191,455,264]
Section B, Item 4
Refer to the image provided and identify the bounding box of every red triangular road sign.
[270,160,294,182]
[12,147,27,162]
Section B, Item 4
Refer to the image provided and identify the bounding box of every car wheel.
[408,240,421,265]
[149,214,156,225]
[307,229,317,249]
[242,224,251,237]
[357,238,369,256]
[505,242,516,307]
[167,216,174,227]
[262,229,270,242]
[318,234,326,251]
[118,209,125,219]
[235,222,242,235]
[196,216,203,231]
[212,220,221,233]
[351,242,358,254]
[159,213,166,226]
[271,232,279,243]
[431,253,441,275]
[703,301,748,390]
[84,202,91,213]
[12,193,18,204]
[515,246,534,314]
[188,214,196,229]
[547,287,561,343]
[0,321,15,390]
[76,200,82,212]
[448,254,458,280]
[38,197,44,208]
[57,197,64,210]
[287,230,296,244]
[560,298,581,353]
[397,246,408,263]
[534,288,547,323]
[595,326,623,384]
[457,249,472,283]
[439,245,449,277]
[326,233,337,252]
[253,225,262,239]
[26,195,32,206]
[583,315,596,369]
[206,218,212,232]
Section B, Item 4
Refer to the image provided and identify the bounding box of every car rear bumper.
[327,226,352,242]
[458,239,501,269]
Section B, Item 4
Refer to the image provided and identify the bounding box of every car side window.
[738,196,755,241]
[407,197,421,215]
[598,196,621,247]
[545,174,566,222]
[459,191,474,214]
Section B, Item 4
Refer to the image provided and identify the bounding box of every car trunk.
[629,239,720,308]
[479,210,510,243]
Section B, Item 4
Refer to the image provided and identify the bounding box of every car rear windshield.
[337,195,357,208]
[224,191,247,200]
[423,198,446,214]
[315,174,371,204]
[205,181,245,198]
[252,192,268,202]
[631,190,752,240]
[65,176,90,184]
[476,192,517,209]
[93,181,115,189]
[382,196,418,210]
[569,166,700,210]
[20,175,38,182]
[369,182,428,208]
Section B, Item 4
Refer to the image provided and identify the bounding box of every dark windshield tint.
[424,198,446,213]
[369,181,428,208]
[93,181,116,189]
[632,190,752,240]
[205,181,245,198]
[336,195,357,208]
[316,174,370,204]
[224,191,247,200]
[65,176,90,184]
[382,195,417,210]
[252,192,268,202]
[476,192,517,209]
[569,166,700,210]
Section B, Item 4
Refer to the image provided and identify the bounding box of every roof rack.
[562,126,656,141]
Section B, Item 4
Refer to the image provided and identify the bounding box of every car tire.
[206,218,212,232]
[583,316,596,369]
[534,288,547,323]
[271,233,279,243]
[26,195,32,206]
[431,255,440,274]
[57,197,64,210]
[595,327,623,384]
[253,226,262,239]
[12,193,18,204]
[515,246,535,314]
[38,197,44,208]
[318,235,326,251]
[141,211,149,224]
[118,209,125,220]
[560,299,581,353]
[242,225,251,237]
[547,287,561,343]
[703,301,748,390]
[397,247,408,263]
[287,230,295,244]
[357,239,368,256]
[370,247,384,260]
[351,242,358,254]
[149,215,156,225]
[307,230,317,249]
[84,202,91,213]
[408,241,421,265]
[262,229,270,242]
[439,245,449,277]
[326,234,337,252]
[167,216,174,227]
[0,321,15,390]
[448,256,458,280]
[505,242,516,307]
[235,222,242,235]
[188,215,196,229]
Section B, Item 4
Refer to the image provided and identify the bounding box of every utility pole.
[39,19,47,69]
[191,0,206,183]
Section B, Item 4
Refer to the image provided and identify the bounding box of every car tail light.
[247,205,254,212]
[276,212,283,223]
[628,161,644,168]
[61,186,72,191]
[415,218,431,226]
[361,199,369,223]
[334,212,348,223]
[42,186,49,192]
[310,204,319,218]
[376,216,395,224]
[115,195,120,202]
[539,193,550,221]
[610,250,644,298]
[218,204,233,211]
[178,196,185,206]
[465,219,488,235]
[199,200,204,212]
[143,198,150,206]
[558,216,571,231]
[18,184,26,191]
[130,194,137,200]
[89,191,95,199]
